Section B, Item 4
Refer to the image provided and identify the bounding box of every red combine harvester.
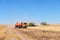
[15,22,27,28]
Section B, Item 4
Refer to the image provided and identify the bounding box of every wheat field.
[0,24,60,40]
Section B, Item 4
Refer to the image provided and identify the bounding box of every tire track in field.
[11,28,33,40]
[5,28,21,40]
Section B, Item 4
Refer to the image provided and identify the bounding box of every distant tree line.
[41,22,48,25]
[28,21,48,27]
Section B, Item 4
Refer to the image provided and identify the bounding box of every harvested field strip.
[28,26,60,31]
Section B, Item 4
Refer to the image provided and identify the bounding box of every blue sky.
[0,0,60,24]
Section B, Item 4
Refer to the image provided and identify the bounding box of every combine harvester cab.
[15,22,22,28]
[15,22,27,28]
